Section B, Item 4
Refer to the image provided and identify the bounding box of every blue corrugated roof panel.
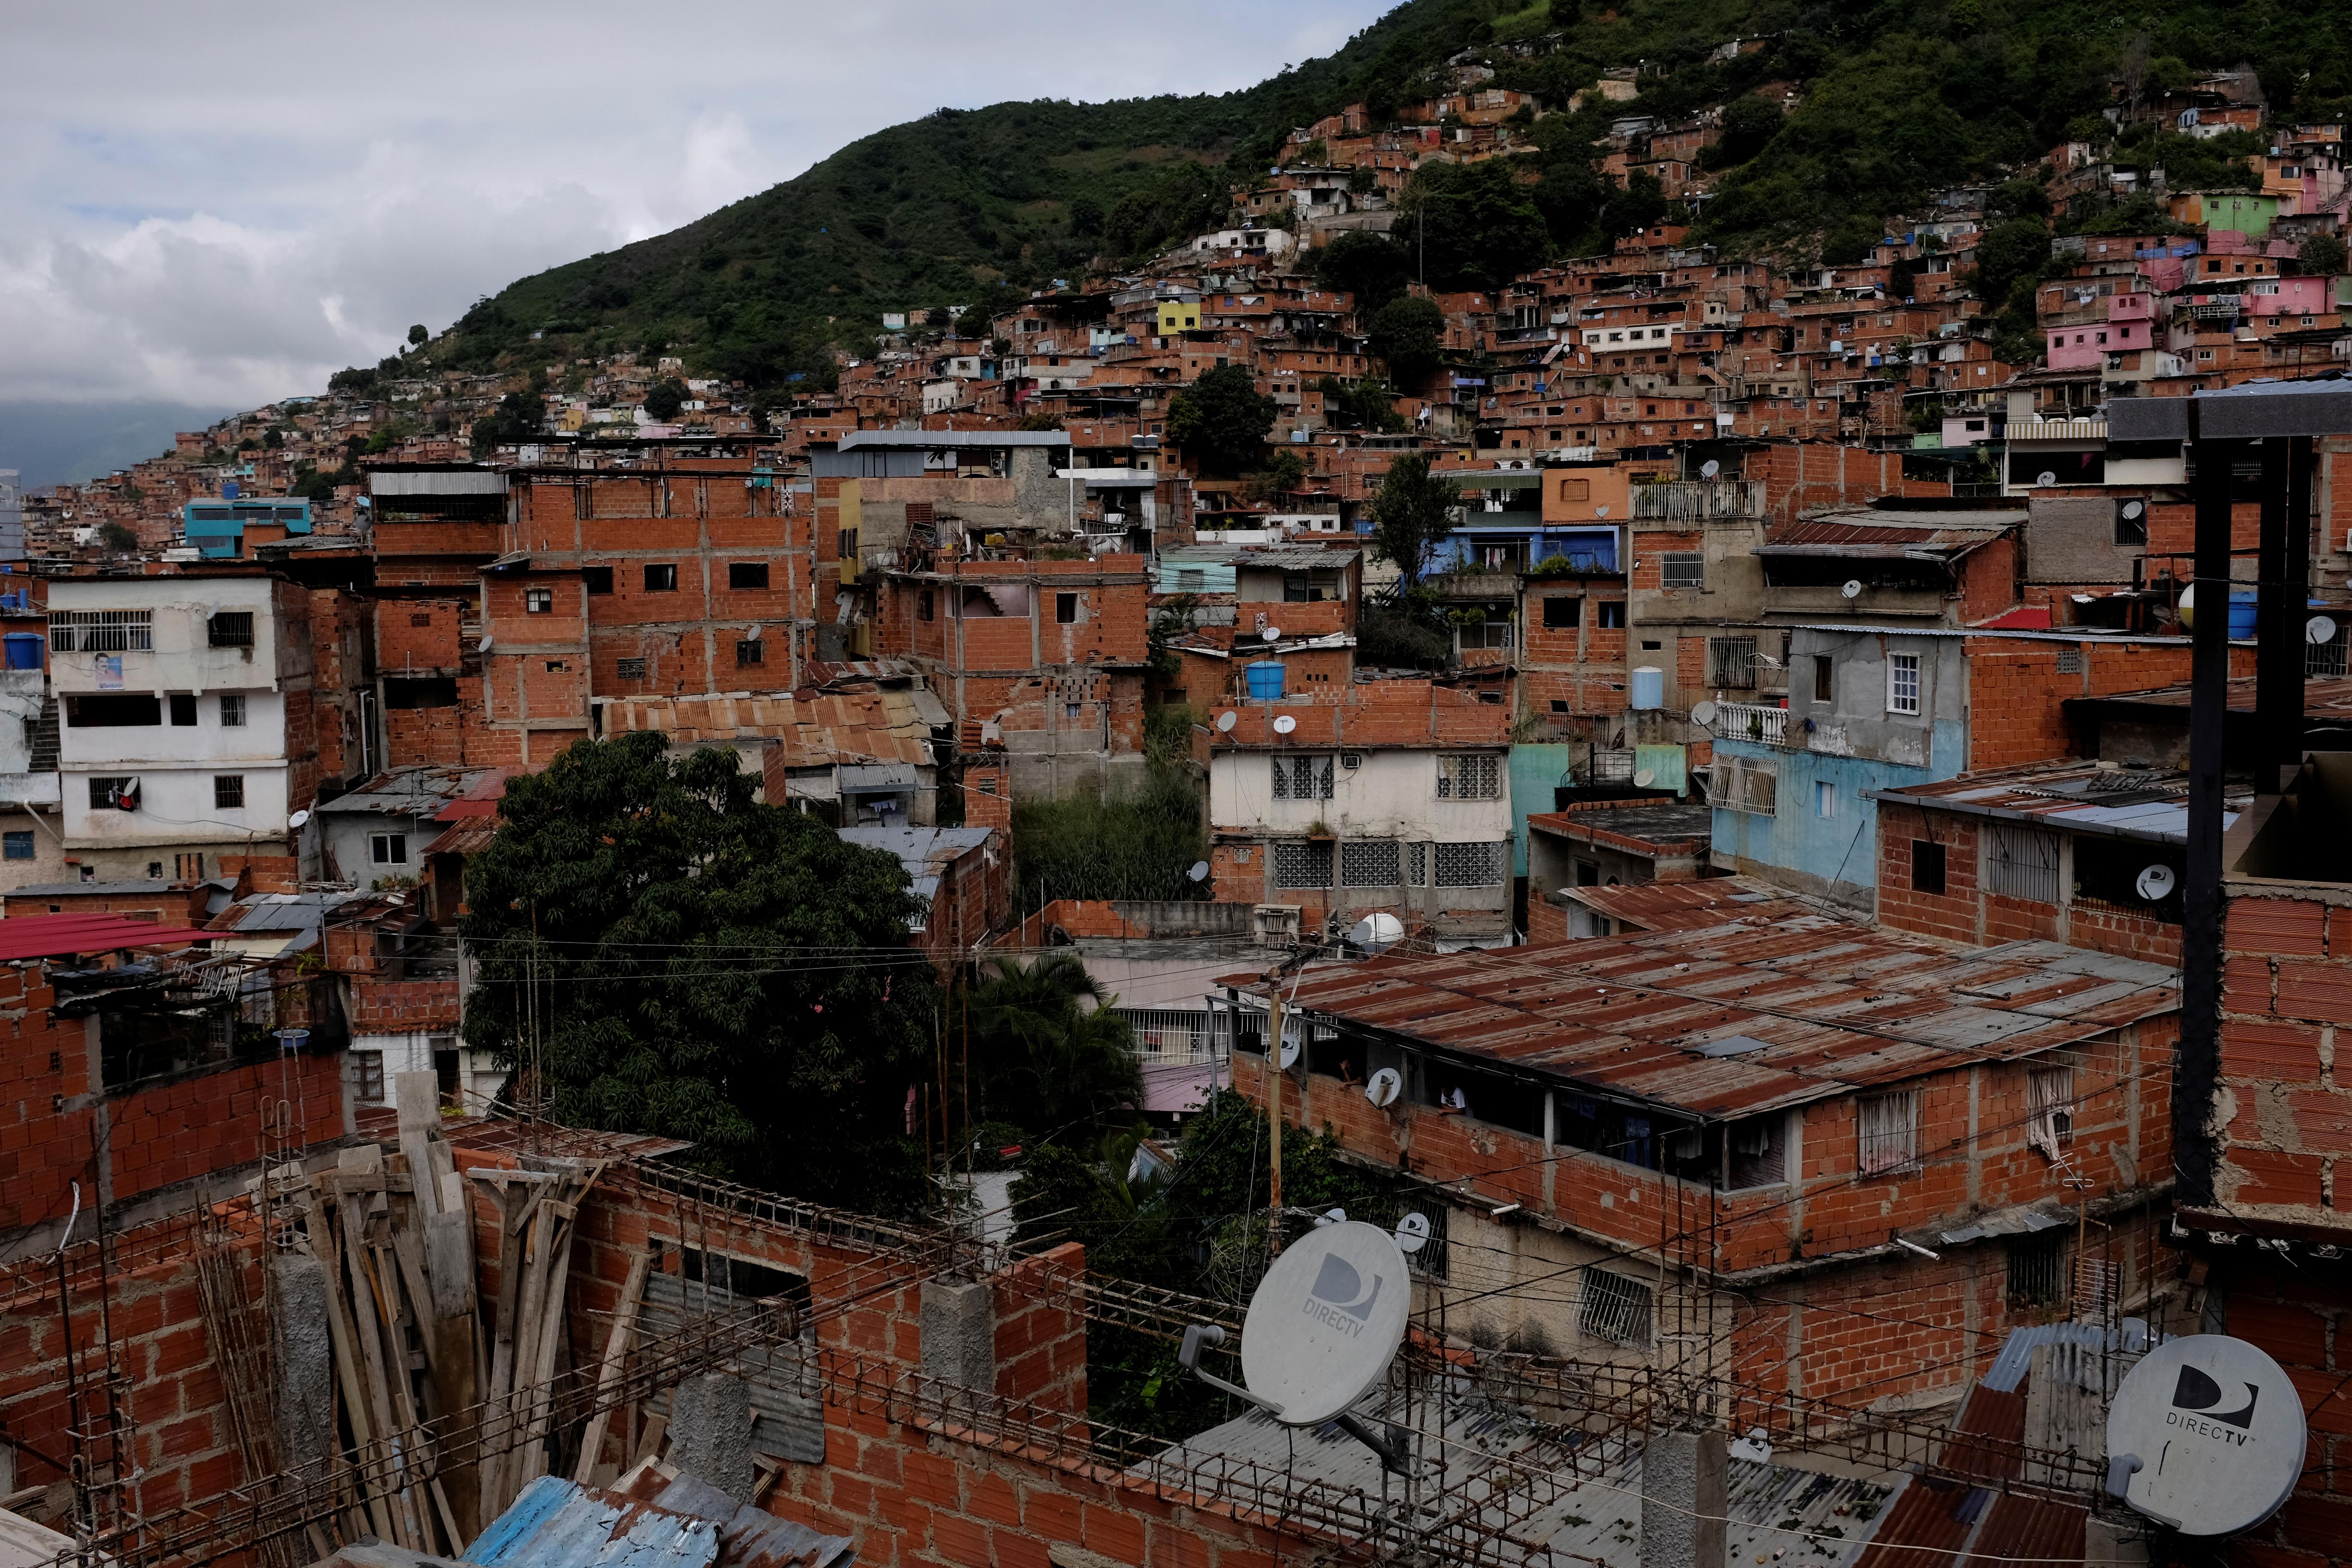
[467,1476,721,1568]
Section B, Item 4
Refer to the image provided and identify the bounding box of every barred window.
[354,1050,386,1103]
[1436,755,1500,799]
[1858,1090,1920,1176]
[614,658,648,680]
[48,610,153,654]
[208,612,254,649]
[1715,755,1777,815]
[2006,1232,2069,1310]
[1340,840,1401,886]
[735,639,764,667]
[1274,841,1334,889]
[1709,635,1757,688]
[1271,754,1334,799]
[1987,823,2061,904]
[1409,841,1429,886]
[1434,841,1505,887]
[1661,551,1704,588]
[1579,1267,1654,1347]
[2311,634,2348,679]
[214,775,245,809]
[1410,1203,1450,1281]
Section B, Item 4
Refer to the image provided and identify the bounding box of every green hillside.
[423,0,2352,390]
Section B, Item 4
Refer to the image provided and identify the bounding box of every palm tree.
[969,954,1145,1142]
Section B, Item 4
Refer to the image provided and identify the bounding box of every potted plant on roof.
[1308,819,1335,840]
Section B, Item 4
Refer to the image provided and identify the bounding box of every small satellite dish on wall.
[1216,710,1238,732]
[2121,499,2146,521]
[1278,1027,1303,1069]
[1690,699,1719,726]
[1633,768,1656,787]
[2309,615,2338,645]
[2036,470,2059,489]
[1262,625,1283,642]
[744,624,762,639]
[1700,460,1721,479]
[2136,864,2178,900]
[1841,580,1864,599]
[1187,859,1210,882]
[1273,714,1298,734]
[1365,1067,1403,1108]
[478,634,494,653]
[288,809,311,829]
[2107,1335,2305,1537]
[1393,1211,1430,1251]
[1349,912,1404,954]
[1594,505,1610,517]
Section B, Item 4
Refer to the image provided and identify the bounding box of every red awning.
[0,914,218,961]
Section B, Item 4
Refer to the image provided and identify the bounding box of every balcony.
[1715,701,1789,747]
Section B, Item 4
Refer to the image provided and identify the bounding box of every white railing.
[1715,701,1789,747]
[1115,1007,1221,1063]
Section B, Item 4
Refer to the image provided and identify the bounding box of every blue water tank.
[4,634,44,671]
[2229,590,2258,642]
[1629,665,1664,710]
[1243,661,1286,700]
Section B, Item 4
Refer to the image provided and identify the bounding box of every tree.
[2301,232,2348,277]
[1368,451,1460,586]
[408,324,429,346]
[1716,96,1784,166]
[1164,363,1276,476]
[1367,295,1445,391]
[327,365,377,395]
[1260,446,1308,497]
[460,734,937,1211]
[969,954,1145,1143]
[469,390,542,456]
[642,377,688,421]
[1069,195,1105,237]
[97,522,138,555]
[1348,164,1377,195]
[1315,231,1413,311]
[1972,215,2053,307]
[1401,159,1548,290]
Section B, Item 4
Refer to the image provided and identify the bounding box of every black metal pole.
[2256,439,2294,794]
[2177,426,2237,1212]
[2285,436,2315,777]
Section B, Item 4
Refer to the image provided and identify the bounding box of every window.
[1056,592,1079,624]
[219,695,245,727]
[2006,1232,2069,1310]
[170,694,198,726]
[1409,1203,1450,1280]
[1815,781,1837,819]
[918,590,935,622]
[66,696,160,727]
[643,564,678,592]
[1858,1090,1920,1176]
[1727,1113,1786,1189]
[147,861,162,880]
[1271,754,1334,799]
[2114,498,2148,547]
[1987,823,2061,904]
[583,566,614,595]
[1596,601,1626,628]
[1709,636,1757,689]
[213,775,245,810]
[48,610,153,653]
[1340,841,1401,886]
[735,638,764,667]
[1579,1267,1654,1346]
[1274,841,1334,888]
[354,1050,386,1104]
[1542,596,1581,629]
[1434,841,1506,886]
[1,832,31,861]
[1912,839,1947,895]
[1436,755,1500,799]
[88,776,133,810]
[2310,633,2348,679]
[370,833,407,866]
[1715,755,1777,815]
[208,612,254,648]
[410,613,433,628]
[615,657,648,680]
[1178,568,1206,591]
[1661,552,1703,588]
[2028,1064,2075,1150]
[1813,655,1833,703]
[1886,652,1921,715]
[729,563,769,590]
[525,588,553,614]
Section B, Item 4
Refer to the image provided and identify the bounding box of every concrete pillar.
[1639,1427,1726,1568]
[921,1277,995,1391]
[268,1253,335,1489]
[668,1372,754,1505]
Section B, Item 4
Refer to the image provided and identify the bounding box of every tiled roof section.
[1235,921,2177,1117]
[422,817,502,857]
[605,687,936,766]
[436,767,521,821]
[1207,680,1509,748]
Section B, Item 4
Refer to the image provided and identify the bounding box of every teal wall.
[1509,743,1576,876]
[1710,723,1965,903]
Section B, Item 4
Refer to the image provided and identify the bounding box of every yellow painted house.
[1156,299,1202,335]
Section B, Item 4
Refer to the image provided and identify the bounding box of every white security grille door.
[1987,823,2061,903]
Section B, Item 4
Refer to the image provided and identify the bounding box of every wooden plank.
[341,1202,422,1550]
[392,1071,442,1223]
[310,1197,396,1548]
[571,1250,651,1486]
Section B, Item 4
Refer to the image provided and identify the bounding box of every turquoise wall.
[1709,722,1964,901]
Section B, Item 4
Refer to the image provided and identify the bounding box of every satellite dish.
[1314,1208,1347,1227]
[1279,1026,1303,1068]
[1349,912,1404,954]
[2179,583,2197,626]
[2107,1334,2304,1537]
[2037,470,2059,488]
[1273,714,1298,734]
[1187,859,1211,882]
[288,809,311,829]
[2121,499,2146,520]
[1365,1067,1403,1108]
[1728,1427,1774,1464]
[2136,864,2178,900]
[744,624,762,639]
[478,634,494,652]
[1700,459,1721,478]
[1393,1211,1430,1251]
[1633,768,1656,787]
[1594,505,1609,517]
[1690,699,1719,726]
[1262,625,1283,642]
[1216,710,1239,732]
[1841,580,1864,599]
[1239,1221,1410,1425]
[2308,615,2338,645]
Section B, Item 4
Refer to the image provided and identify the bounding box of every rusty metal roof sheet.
[604,687,935,766]
[1562,875,1836,931]
[1237,922,2176,1118]
[1869,760,2250,846]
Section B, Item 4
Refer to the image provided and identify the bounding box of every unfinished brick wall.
[1962,637,2206,770]
[1750,443,1950,522]
[1517,580,1630,725]
[2210,894,2352,1217]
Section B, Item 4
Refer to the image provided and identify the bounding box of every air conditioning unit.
[1252,904,1303,947]
[1340,753,1363,770]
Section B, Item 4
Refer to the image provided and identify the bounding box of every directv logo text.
[2164,1409,2254,1446]
[1303,1252,1385,1337]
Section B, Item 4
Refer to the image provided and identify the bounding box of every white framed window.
[48,610,153,653]
[1661,551,1704,588]
[1887,652,1921,715]
[1815,780,1837,819]
[353,1050,386,1103]
[1579,1267,1654,1346]
[1436,755,1500,799]
[525,588,553,614]
[1272,754,1334,800]
[370,833,408,866]
[1858,1090,1921,1176]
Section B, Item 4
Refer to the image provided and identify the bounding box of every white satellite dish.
[1278,1026,1304,1069]
[1593,505,1609,517]
[1349,912,1404,954]
[2136,864,2178,900]
[744,624,762,639]
[1273,714,1298,734]
[1690,699,1719,726]
[1633,768,1655,787]
[1365,1067,1403,1108]
[1314,1208,1347,1227]
[478,634,494,652]
[1187,859,1211,882]
[1700,459,1721,479]
[1841,580,1863,599]
[1238,1222,1411,1426]
[288,809,311,829]
[2179,583,2197,626]
[2107,1334,2305,1537]
[1216,710,1239,732]
[1393,1211,1430,1251]
[2036,470,2059,488]
[2121,499,2145,521]
[2308,615,2338,645]
[1262,625,1283,642]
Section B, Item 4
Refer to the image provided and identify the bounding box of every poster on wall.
[96,655,121,690]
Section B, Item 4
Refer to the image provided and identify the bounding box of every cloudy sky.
[2,0,1394,418]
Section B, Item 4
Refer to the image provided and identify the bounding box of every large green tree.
[1164,363,1277,477]
[1398,159,1548,292]
[1368,450,1461,585]
[1366,295,1446,392]
[459,733,938,1213]
[969,954,1144,1143]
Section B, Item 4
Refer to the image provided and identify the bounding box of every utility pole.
[1266,975,1285,1261]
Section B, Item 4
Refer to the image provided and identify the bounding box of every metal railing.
[1715,700,1790,747]
[1115,1006,1222,1062]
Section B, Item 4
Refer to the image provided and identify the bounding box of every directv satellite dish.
[1216,710,1238,733]
[1262,625,1283,642]
[2136,864,2178,900]
[1700,460,1721,479]
[1238,1222,1411,1425]
[1349,912,1404,954]
[1393,1211,1430,1251]
[2107,1334,2305,1537]
[1841,580,1864,599]
[1365,1067,1403,1108]
[2037,470,2059,488]
[2121,499,2146,521]
[1187,859,1210,882]
[1690,699,1719,726]
[1273,714,1298,734]
[288,809,311,829]
[2308,615,2338,645]
[1314,1208,1347,1227]
[1633,768,1656,787]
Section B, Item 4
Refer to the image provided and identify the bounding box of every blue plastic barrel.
[2229,590,2258,641]
[3,634,43,671]
[1243,660,1286,700]
[1629,665,1663,710]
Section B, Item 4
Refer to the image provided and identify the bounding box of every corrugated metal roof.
[1870,760,2249,846]
[1237,922,2177,1117]
[1560,875,1829,931]
[464,1471,856,1568]
[315,766,491,816]
[605,687,936,767]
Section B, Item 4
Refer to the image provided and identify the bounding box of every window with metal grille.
[615,658,647,680]
[1858,1090,1920,1176]
[2310,634,2348,678]
[1434,841,1505,886]
[1579,1267,1654,1347]
[735,639,764,667]
[1661,552,1704,588]
[354,1050,386,1103]
[48,610,153,653]
[2006,1232,2069,1310]
[1709,636,1757,688]
[1436,755,1499,799]
[208,612,254,648]
[1715,755,1777,815]
[1411,1204,1450,1280]
[1271,755,1334,799]
[88,776,133,809]
[729,562,769,590]
[1274,841,1334,888]
[2028,1063,2075,1151]
[1887,652,1921,715]
[214,775,245,809]
[1987,822,2061,904]
[1409,841,1429,885]
[1341,841,1401,886]
[1912,839,1946,895]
